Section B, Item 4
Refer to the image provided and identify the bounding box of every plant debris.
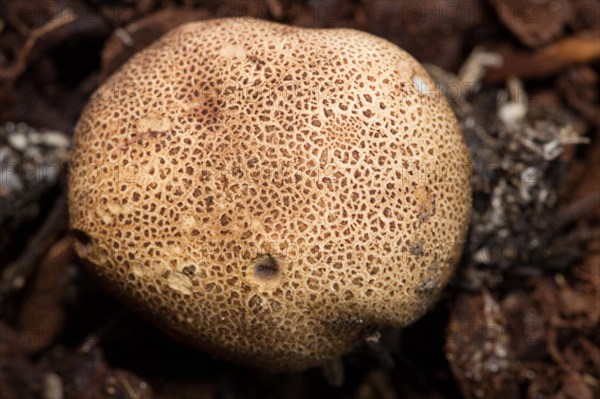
[0,1,598,398]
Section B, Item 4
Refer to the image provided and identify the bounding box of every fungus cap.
[68,18,471,371]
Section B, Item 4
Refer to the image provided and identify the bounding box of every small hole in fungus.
[72,229,91,246]
[71,229,99,262]
[253,255,279,280]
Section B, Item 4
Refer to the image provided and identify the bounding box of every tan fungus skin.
[68,18,471,372]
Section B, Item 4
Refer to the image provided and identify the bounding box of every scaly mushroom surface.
[69,18,472,371]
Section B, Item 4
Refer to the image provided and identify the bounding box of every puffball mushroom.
[69,18,471,371]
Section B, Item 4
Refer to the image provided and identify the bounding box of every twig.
[0,9,75,81]
[0,193,68,308]
[554,192,600,231]
[485,30,600,84]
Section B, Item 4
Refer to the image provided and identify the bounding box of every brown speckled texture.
[68,18,471,371]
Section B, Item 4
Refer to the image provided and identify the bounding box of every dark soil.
[1,1,599,398]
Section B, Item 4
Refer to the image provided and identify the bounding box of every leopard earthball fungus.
[69,18,471,371]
